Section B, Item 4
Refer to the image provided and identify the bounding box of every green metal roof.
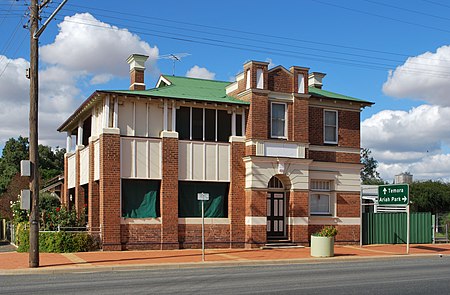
[308,86,373,105]
[106,75,250,105]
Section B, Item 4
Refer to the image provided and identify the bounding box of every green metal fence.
[362,212,432,245]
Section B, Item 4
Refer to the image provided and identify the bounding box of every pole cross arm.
[34,0,68,39]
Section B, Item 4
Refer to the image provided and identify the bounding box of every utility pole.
[28,0,39,269]
[28,0,68,268]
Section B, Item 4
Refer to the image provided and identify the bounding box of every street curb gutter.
[0,253,447,276]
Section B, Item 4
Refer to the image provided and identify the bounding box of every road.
[1,256,450,294]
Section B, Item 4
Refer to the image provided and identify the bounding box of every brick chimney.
[126,54,149,90]
[308,72,326,89]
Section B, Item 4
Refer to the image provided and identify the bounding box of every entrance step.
[261,240,305,249]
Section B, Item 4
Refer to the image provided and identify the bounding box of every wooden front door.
[267,192,286,239]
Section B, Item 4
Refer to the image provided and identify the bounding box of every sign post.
[197,192,209,261]
[378,184,410,254]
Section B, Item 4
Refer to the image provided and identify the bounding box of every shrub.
[313,226,338,237]
[16,224,97,253]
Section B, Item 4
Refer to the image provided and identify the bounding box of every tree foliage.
[410,181,450,214]
[0,136,65,194]
[360,148,384,185]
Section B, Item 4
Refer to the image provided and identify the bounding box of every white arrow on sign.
[383,188,387,195]
[402,196,407,202]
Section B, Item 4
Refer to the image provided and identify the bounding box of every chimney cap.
[126,54,149,71]
[308,72,326,88]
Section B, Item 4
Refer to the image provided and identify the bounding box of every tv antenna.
[158,53,191,76]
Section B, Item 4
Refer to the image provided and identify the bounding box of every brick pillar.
[160,132,179,249]
[99,131,121,251]
[229,137,245,248]
[288,190,309,244]
[292,98,309,142]
[88,139,100,234]
[245,190,267,248]
[74,147,85,217]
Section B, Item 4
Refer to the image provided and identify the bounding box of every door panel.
[267,192,285,238]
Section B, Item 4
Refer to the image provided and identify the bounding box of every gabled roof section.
[308,86,374,105]
[108,75,250,106]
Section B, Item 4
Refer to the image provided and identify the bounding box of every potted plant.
[310,226,338,257]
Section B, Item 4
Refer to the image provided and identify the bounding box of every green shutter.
[179,182,228,217]
[122,179,160,218]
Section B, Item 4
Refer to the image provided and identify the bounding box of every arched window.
[268,176,284,189]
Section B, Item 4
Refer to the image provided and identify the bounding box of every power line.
[61,3,450,67]
[363,0,450,22]
[311,0,450,34]
[55,17,450,79]
[63,3,424,59]
[421,0,450,9]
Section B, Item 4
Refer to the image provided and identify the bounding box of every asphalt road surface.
[1,256,450,294]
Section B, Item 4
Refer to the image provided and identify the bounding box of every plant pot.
[310,235,334,257]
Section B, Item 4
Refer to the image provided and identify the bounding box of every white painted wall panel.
[119,101,134,136]
[178,141,230,181]
[79,148,89,185]
[135,102,148,136]
[149,141,161,178]
[192,143,204,180]
[121,138,133,178]
[148,103,163,137]
[264,142,298,158]
[121,137,161,179]
[205,144,217,181]
[94,141,100,181]
[218,144,230,181]
[67,154,76,189]
[135,140,147,178]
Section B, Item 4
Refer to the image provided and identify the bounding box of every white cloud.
[186,65,216,80]
[40,13,159,78]
[90,74,114,85]
[362,104,450,181]
[383,45,450,106]
[0,13,161,148]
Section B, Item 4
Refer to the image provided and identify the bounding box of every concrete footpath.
[1,243,450,275]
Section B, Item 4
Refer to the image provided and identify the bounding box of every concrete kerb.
[1,252,448,276]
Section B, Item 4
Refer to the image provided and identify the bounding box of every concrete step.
[261,240,305,249]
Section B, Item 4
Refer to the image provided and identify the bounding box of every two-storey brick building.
[58,54,373,250]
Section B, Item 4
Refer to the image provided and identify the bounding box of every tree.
[410,180,450,214]
[0,136,65,194]
[360,148,384,185]
[0,136,29,193]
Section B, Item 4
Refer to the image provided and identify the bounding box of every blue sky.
[1,0,450,181]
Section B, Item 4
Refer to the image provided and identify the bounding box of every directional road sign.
[378,184,409,205]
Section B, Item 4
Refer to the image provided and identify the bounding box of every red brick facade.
[61,60,369,250]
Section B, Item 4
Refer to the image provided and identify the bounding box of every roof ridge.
[162,74,231,84]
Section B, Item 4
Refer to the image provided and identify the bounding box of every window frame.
[309,193,331,215]
[270,102,287,139]
[310,180,332,216]
[323,109,338,144]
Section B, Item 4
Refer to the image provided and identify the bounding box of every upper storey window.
[271,102,287,139]
[176,106,242,142]
[256,68,264,89]
[324,110,338,144]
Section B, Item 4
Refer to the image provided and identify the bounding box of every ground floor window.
[310,193,330,215]
[178,181,229,217]
[122,179,160,218]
